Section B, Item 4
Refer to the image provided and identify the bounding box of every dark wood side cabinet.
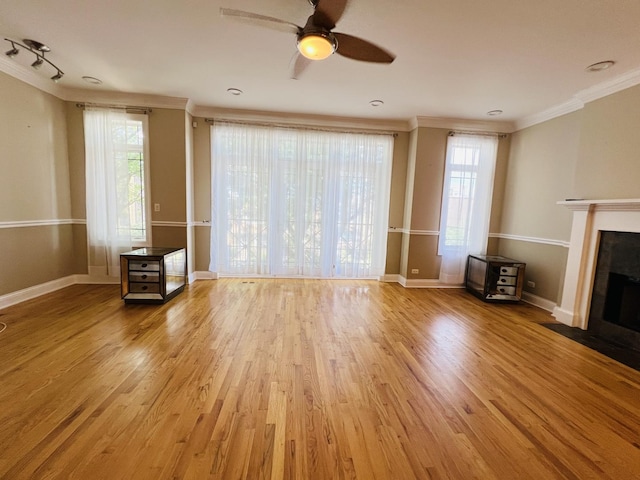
[120,247,187,304]
[465,254,525,302]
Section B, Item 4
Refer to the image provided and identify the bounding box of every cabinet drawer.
[129,271,159,283]
[497,276,517,286]
[496,286,516,295]
[499,266,519,276]
[129,283,161,293]
[129,260,160,271]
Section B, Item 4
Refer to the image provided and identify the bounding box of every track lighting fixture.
[3,38,64,83]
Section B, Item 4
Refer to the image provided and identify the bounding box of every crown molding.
[514,67,640,131]
[60,87,189,110]
[191,106,412,132]
[185,98,197,116]
[576,66,640,104]
[514,98,585,131]
[410,116,516,133]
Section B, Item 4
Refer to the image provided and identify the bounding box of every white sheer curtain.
[210,122,393,278]
[83,106,132,277]
[438,134,498,284]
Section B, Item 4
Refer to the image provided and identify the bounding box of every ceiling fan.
[220,0,395,78]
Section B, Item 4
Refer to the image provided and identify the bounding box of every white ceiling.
[2,0,640,129]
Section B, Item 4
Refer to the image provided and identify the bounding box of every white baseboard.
[0,274,123,311]
[0,275,77,310]
[380,274,401,283]
[191,271,218,281]
[399,276,464,289]
[521,291,557,313]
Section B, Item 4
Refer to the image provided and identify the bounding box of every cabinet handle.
[500,278,506,282]
[142,274,147,279]
[142,286,148,290]
[142,263,147,267]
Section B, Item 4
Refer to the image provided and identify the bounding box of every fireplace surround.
[554,199,640,336]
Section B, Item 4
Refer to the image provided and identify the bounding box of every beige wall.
[574,83,640,199]
[0,72,80,295]
[497,112,581,303]
[501,112,580,240]
[149,108,187,224]
[499,85,640,305]
[0,73,71,222]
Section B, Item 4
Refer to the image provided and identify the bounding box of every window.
[84,108,151,276]
[112,116,151,243]
[210,122,393,278]
[438,134,498,284]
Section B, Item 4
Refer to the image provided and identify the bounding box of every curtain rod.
[449,130,508,138]
[75,103,152,115]
[204,118,398,137]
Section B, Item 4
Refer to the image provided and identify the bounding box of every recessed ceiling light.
[487,109,503,116]
[369,100,384,107]
[227,88,243,96]
[586,60,615,72]
[82,76,103,85]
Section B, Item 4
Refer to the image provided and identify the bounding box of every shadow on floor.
[541,323,640,372]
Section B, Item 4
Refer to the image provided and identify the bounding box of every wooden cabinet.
[120,247,186,304]
[465,254,525,302]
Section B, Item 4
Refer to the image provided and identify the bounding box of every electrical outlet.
[527,280,536,288]
[411,268,419,274]
[154,203,160,212]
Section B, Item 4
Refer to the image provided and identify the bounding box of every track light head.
[5,45,19,58]
[31,56,44,69]
[51,71,64,82]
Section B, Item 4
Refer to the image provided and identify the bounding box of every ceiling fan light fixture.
[297,32,336,60]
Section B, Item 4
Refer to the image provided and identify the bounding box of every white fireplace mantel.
[553,198,640,329]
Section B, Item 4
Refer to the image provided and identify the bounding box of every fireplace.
[588,231,640,350]
[554,199,640,334]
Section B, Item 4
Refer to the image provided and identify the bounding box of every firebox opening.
[604,272,640,332]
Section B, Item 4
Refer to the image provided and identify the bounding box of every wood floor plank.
[0,279,639,479]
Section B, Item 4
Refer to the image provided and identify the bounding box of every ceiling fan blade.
[290,52,312,80]
[220,8,301,34]
[312,0,348,30]
[333,32,395,63]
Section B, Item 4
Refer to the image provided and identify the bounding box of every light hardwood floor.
[0,279,639,479]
